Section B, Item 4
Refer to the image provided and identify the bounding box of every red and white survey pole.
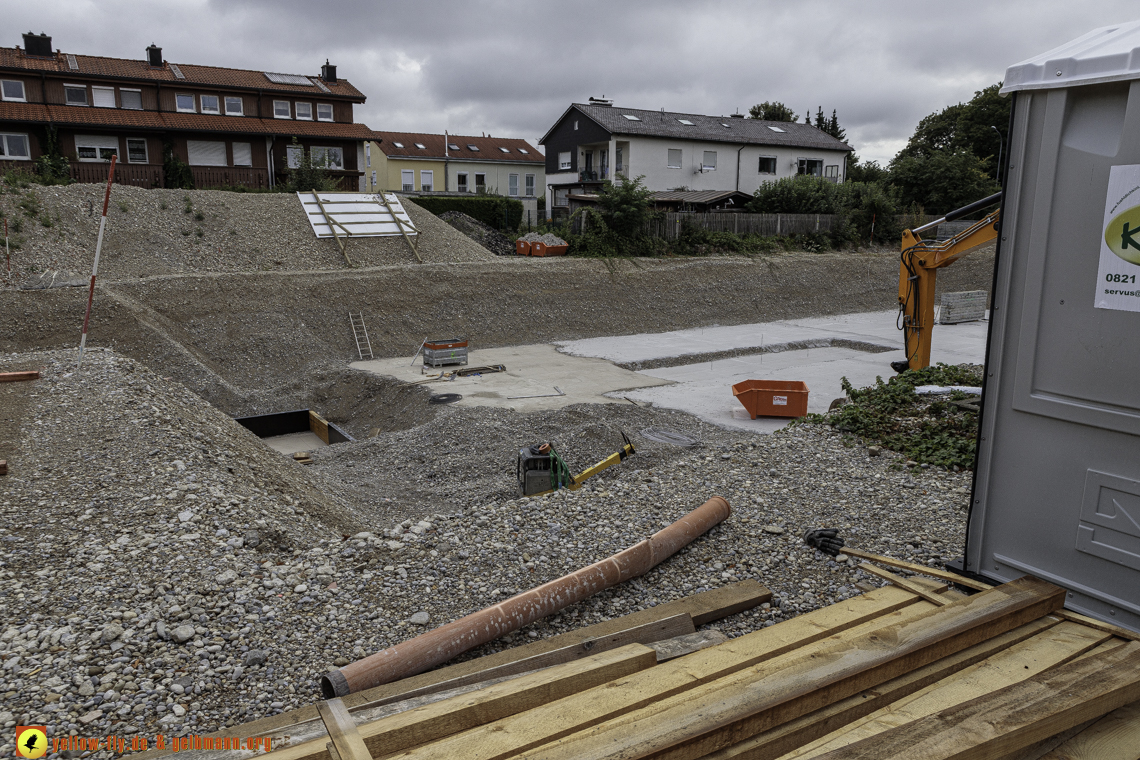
[4,215,9,281]
[77,154,117,370]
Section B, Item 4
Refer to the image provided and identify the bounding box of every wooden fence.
[645,212,839,240]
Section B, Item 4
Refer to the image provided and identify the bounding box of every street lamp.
[991,126,1004,185]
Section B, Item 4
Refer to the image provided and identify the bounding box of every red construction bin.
[532,242,569,257]
[515,240,532,256]
[732,380,809,419]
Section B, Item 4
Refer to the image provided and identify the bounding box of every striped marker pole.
[77,154,117,370]
[4,215,9,280]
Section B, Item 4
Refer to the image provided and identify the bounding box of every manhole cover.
[639,428,700,447]
[429,393,463,405]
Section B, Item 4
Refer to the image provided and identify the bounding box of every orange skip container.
[531,242,569,257]
[515,240,532,256]
[732,379,809,419]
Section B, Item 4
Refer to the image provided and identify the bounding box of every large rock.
[169,625,196,644]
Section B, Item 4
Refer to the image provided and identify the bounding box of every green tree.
[846,155,887,184]
[896,84,1010,178]
[748,101,798,122]
[888,150,998,215]
[749,175,844,214]
[596,173,656,238]
[827,109,847,142]
[282,137,339,193]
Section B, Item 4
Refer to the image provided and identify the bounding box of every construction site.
[4,20,1140,760]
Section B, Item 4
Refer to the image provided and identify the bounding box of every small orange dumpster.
[532,242,569,257]
[732,379,809,419]
[515,240,532,256]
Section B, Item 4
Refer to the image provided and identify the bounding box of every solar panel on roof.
[170,64,185,80]
[264,72,313,86]
[66,54,78,70]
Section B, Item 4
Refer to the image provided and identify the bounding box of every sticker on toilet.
[772,395,788,406]
[1096,164,1140,312]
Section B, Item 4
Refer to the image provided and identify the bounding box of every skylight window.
[677,119,694,125]
[767,125,786,133]
[518,148,529,154]
[414,143,425,149]
[467,144,479,151]
[499,147,510,153]
[721,123,731,128]
[448,143,459,151]
[393,142,404,148]
[621,114,640,121]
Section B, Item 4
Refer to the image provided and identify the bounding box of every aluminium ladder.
[350,312,373,360]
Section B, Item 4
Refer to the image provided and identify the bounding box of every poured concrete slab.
[351,344,669,413]
[264,431,327,455]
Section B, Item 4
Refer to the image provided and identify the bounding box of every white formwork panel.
[296,191,418,239]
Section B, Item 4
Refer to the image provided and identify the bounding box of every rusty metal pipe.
[321,495,730,697]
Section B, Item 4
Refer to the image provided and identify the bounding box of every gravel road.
[0,348,970,754]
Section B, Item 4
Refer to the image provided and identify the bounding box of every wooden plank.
[1054,609,1140,644]
[266,644,658,760]
[704,616,1062,760]
[309,411,330,444]
[131,583,771,760]
[809,641,1140,760]
[858,564,950,606]
[513,576,1065,760]
[399,587,941,760]
[651,630,729,662]
[783,620,1113,758]
[842,548,992,591]
[316,699,372,760]
[0,371,39,382]
[1037,699,1140,759]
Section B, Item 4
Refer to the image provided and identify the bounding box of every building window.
[0,80,26,102]
[500,147,510,153]
[798,158,823,176]
[92,86,116,108]
[370,170,376,187]
[574,120,578,130]
[420,170,433,192]
[616,147,623,173]
[0,133,31,160]
[316,103,333,121]
[558,151,571,170]
[475,173,486,192]
[448,142,459,151]
[120,89,142,110]
[232,142,252,167]
[187,140,227,166]
[273,100,291,119]
[554,188,569,206]
[286,144,303,169]
[393,142,404,148]
[508,173,519,196]
[225,96,243,115]
[824,164,839,179]
[365,143,371,167]
[519,147,529,154]
[758,156,777,174]
[467,144,479,151]
[414,142,426,149]
[311,146,344,170]
[525,174,535,196]
[401,169,414,192]
[126,138,148,164]
[295,102,312,120]
[75,135,119,162]
[175,93,196,112]
[667,149,682,169]
[64,84,88,106]
[702,151,717,171]
[200,94,220,114]
[457,172,468,192]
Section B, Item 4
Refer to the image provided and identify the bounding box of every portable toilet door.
[963,21,1140,633]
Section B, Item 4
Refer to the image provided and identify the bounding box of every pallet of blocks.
[139,577,1140,760]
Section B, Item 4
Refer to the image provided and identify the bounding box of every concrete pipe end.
[320,669,349,699]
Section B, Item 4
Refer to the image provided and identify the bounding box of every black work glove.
[804,528,845,557]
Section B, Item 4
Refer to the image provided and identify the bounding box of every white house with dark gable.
[539,101,853,219]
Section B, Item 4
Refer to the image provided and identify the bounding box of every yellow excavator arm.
[898,192,1002,371]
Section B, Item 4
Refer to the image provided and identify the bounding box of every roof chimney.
[588,96,613,106]
[730,113,744,118]
[146,44,162,68]
[22,32,53,58]
[321,59,337,84]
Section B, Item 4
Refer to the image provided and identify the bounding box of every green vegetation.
[749,175,901,246]
[563,174,665,257]
[281,137,339,193]
[804,363,983,469]
[748,102,799,122]
[163,141,194,190]
[410,194,524,231]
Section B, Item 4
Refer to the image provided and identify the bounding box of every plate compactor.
[517,432,635,497]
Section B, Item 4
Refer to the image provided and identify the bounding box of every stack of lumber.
[147,575,1140,760]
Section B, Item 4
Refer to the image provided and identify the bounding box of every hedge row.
[409,196,523,231]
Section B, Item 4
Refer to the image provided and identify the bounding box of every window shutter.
[232,142,252,167]
[92,88,115,108]
[186,140,227,166]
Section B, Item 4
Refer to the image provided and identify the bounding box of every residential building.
[0,32,381,189]
[364,132,544,199]
[539,100,853,219]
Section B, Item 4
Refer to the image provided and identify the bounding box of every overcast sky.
[12,1,1139,164]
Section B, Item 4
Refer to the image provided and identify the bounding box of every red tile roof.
[0,101,382,140]
[0,47,365,99]
[371,131,544,163]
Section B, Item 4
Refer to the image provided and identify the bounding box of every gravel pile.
[518,232,567,246]
[436,211,515,256]
[0,347,972,752]
[0,182,493,287]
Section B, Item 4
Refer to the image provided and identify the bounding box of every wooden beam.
[1054,609,1140,644]
[809,641,1140,760]
[316,699,373,760]
[842,548,992,591]
[266,644,657,760]
[0,371,40,382]
[1036,699,1140,759]
[513,577,1065,760]
[377,192,422,263]
[858,564,950,607]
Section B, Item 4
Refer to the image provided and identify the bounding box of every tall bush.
[410,195,523,231]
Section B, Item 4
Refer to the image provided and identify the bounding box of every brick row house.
[0,32,381,190]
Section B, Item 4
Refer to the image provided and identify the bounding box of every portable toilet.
[961,21,1140,632]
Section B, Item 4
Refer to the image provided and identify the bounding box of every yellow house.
[364,132,544,195]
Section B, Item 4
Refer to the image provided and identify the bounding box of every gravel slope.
[0,348,971,753]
